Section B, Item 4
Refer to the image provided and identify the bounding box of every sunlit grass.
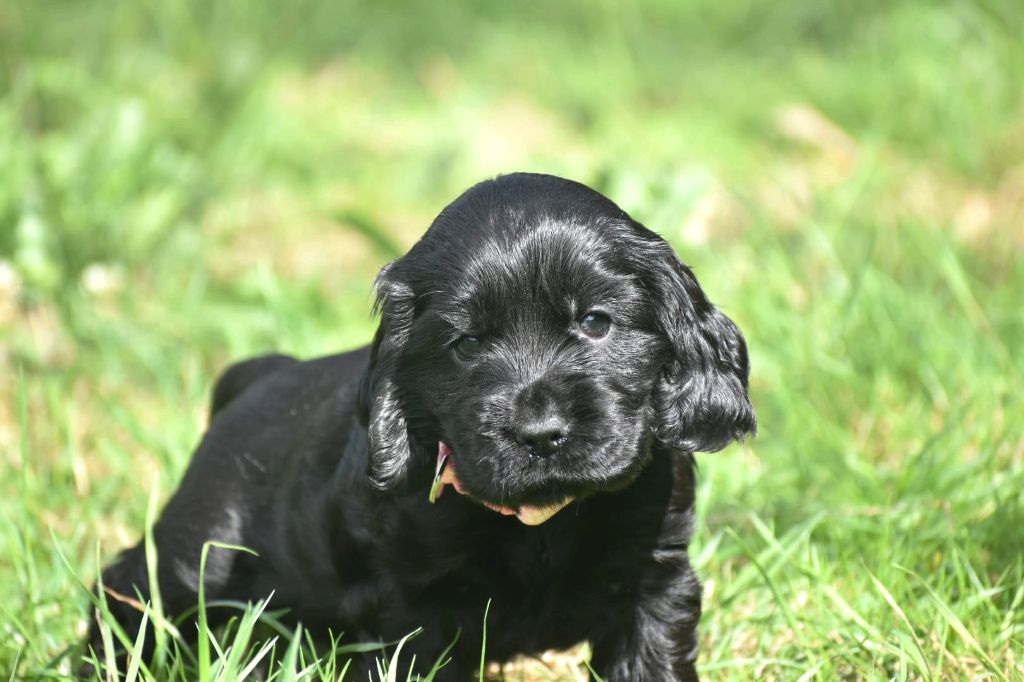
[1,0,1022,679]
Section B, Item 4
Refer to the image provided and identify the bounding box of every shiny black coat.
[87,173,755,680]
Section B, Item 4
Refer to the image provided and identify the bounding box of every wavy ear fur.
[626,228,756,453]
[357,263,416,491]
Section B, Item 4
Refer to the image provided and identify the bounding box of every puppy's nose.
[515,416,569,458]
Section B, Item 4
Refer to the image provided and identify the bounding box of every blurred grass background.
[2,0,1023,679]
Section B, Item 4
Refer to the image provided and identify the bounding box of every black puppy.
[86,173,755,680]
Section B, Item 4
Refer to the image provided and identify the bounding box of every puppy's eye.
[454,335,483,359]
[579,312,611,339]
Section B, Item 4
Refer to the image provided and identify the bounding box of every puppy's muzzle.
[513,379,570,458]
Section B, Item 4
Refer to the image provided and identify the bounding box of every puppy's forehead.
[438,218,638,324]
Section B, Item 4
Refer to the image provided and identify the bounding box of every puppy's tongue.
[428,442,572,526]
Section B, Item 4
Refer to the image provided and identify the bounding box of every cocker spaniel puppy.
[85,173,755,680]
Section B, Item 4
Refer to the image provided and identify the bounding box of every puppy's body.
[88,174,754,680]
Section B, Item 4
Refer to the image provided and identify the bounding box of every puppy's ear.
[642,239,756,453]
[357,263,416,491]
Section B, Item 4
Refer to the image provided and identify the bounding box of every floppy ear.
[642,239,757,453]
[357,263,416,491]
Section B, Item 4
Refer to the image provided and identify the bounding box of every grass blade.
[144,475,169,671]
[198,541,260,679]
[866,569,931,678]
[478,599,491,682]
[124,606,149,682]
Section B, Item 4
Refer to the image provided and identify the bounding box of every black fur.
[84,173,755,680]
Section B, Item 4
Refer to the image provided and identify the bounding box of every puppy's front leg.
[589,553,702,682]
[590,618,699,681]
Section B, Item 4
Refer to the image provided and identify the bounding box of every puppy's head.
[358,173,755,513]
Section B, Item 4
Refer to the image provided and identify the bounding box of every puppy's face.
[359,173,755,514]
[405,224,668,509]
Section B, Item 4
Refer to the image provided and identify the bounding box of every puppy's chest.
[478,525,627,607]
[441,527,580,594]
[458,527,638,651]
[498,529,562,581]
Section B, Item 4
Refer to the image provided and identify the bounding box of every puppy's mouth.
[428,442,573,525]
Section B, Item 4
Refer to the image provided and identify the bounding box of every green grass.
[2,0,1023,679]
